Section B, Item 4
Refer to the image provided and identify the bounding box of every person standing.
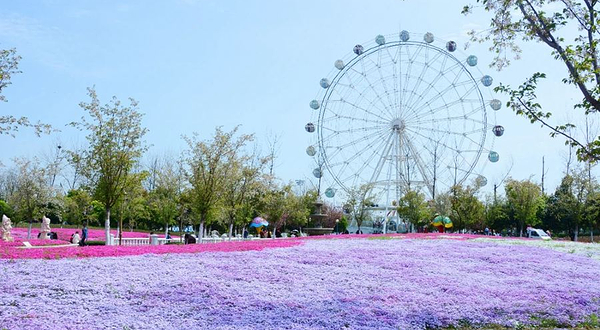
[80,224,88,246]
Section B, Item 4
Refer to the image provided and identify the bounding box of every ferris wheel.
[305,31,504,203]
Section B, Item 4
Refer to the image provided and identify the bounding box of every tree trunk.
[27,219,33,240]
[519,225,523,238]
[591,228,594,243]
[228,221,234,241]
[179,217,183,243]
[105,207,111,245]
[574,224,579,242]
[198,220,204,243]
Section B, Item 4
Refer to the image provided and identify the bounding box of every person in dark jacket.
[79,225,88,246]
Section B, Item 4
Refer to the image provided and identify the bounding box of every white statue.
[1,214,13,242]
[40,215,51,239]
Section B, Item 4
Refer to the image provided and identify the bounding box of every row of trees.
[386,168,599,240]
[0,47,330,242]
[0,78,596,241]
[0,124,324,241]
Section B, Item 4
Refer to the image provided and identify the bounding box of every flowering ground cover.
[0,232,489,260]
[0,237,598,329]
[10,227,158,242]
[474,236,600,261]
[0,239,301,260]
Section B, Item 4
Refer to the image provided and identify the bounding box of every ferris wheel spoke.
[339,130,393,172]
[332,82,394,121]
[403,127,470,156]
[407,124,484,139]
[366,54,397,116]
[405,76,477,123]
[405,102,483,125]
[409,104,485,126]
[400,44,425,109]
[404,98,467,123]
[396,45,403,117]
[329,129,393,181]
[460,135,486,152]
[331,98,392,122]
[405,59,463,113]
[403,50,445,110]
[321,123,385,136]
[424,78,480,111]
[321,109,389,126]
[358,57,396,119]
[387,45,399,64]
[409,81,481,123]
[323,129,389,160]
[391,69,400,118]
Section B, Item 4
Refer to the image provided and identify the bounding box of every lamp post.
[118,192,128,246]
[50,145,62,187]
[335,219,339,234]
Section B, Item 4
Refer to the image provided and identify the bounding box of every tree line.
[0,85,597,242]
[391,169,600,241]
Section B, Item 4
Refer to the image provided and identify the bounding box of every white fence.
[109,234,259,246]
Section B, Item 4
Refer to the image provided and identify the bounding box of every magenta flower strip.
[0,238,599,329]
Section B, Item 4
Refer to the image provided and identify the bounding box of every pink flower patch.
[0,239,303,259]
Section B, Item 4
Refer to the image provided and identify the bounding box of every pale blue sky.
[0,0,593,199]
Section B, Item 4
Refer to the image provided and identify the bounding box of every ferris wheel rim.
[315,39,488,196]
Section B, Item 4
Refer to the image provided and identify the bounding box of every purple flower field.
[1,238,599,329]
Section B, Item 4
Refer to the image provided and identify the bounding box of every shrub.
[84,240,105,246]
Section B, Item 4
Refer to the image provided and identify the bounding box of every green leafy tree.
[463,0,600,161]
[484,196,510,232]
[148,163,181,236]
[89,200,106,227]
[584,190,600,241]
[260,186,286,235]
[220,138,268,238]
[546,173,590,240]
[9,158,53,238]
[183,126,251,240]
[345,184,376,233]
[430,191,453,217]
[397,189,432,230]
[118,172,148,243]
[70,87,148,244]
[450,185,485,231]
[505,178,544,236]
[0,199,14,218]
[260,185,316,234]
[63,189,92,227]
[123,187,151,233]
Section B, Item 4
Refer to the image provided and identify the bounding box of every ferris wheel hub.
[391,118,405,132]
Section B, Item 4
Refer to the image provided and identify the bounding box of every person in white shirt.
[71,231,81,245]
